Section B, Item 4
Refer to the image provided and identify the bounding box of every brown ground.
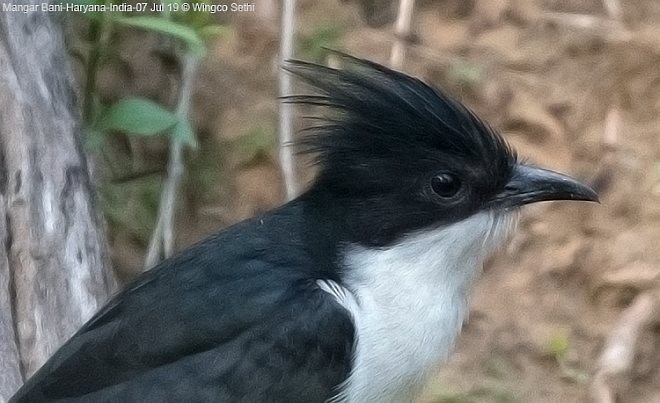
[96,1,660,402]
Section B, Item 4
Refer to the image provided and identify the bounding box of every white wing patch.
[316,279,361,321]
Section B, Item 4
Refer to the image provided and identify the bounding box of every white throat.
[322,211,518,403]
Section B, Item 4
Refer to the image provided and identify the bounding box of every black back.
[11,201,354,403]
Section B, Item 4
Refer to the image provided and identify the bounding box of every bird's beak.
[491,164,599,209]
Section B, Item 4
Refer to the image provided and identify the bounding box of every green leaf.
[111,15,206,55]
[172,118,197,148]
[547,335,569,358]
[98,98,178,136]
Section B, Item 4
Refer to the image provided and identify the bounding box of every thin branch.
[390,0,415,69]
[591,291,658,403]
[144,52,200,269]
[278,0,298,201]
[144,204,164,268]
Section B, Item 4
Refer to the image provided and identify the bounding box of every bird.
[10,53,598,403]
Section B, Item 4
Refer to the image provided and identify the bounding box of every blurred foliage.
[98,97,177,134]
[112,15,207,55]
[102,175,162,246]
[185,137,228,207]
[448,62,482,89]
[65,0,226,246]
[75,1,224,147]
[546,334,570,359]
[299,23,343,63]
[236,123,277,163]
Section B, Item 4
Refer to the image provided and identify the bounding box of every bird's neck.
[329,211,517,403]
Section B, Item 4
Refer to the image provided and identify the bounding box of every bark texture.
[0,4,117,401]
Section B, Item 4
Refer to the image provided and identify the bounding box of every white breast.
[321,211,517,403]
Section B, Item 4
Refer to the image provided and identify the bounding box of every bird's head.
[285,54,598,248]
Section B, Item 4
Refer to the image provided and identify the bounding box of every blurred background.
[61,0,660,401]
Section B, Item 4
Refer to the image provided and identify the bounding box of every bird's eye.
[430,173,461,198]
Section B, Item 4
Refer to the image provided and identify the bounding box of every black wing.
[11,207,355,403]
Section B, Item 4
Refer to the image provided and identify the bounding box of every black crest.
[283,53,516,187]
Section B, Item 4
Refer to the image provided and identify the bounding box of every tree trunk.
[0,4,118,401]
